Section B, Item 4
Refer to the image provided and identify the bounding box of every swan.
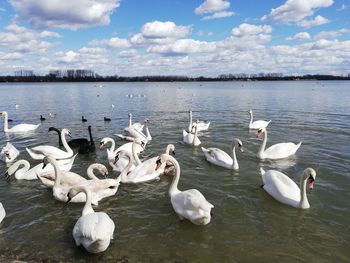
[114,142,172,184]
[156,154,214,225]
[5,154,77,181]
[0,111,40,133]
[260,167,317,209]
[99,137,144,172]
[256,127,302,160]
[37,163,109,187]
[183,122,201,146]
[42,156,119,205]
[201,138,243,170]
[67,185,115,253]
[0,202,5,224]
[128,112,144,132]
[117,118,151,142]
[1,142,20,163]
[49,126,94,151]
[248,109,271,130]
[26,128,74,160]
[188,110,210,132]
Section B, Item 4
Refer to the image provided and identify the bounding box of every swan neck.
[145,123,151,140]
[132,142,142,165]
[192,125,198,145]
[61,131,73,156]
[51,158,62,187]
[120,152,134,181]
[299,175,310,209]
[2,112,8,132]
[258,130,267,158]
[188,111,193,132]
[88,127,94,145]
[249,111,253,124]
[87,165,98,180]
[105,138,115,152]
[168,155,180,195]
[14,160,30,179]
[79,187,94,216]
[232,146,239,170]
[128,114,132,127]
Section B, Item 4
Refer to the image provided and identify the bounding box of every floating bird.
[82,116,87,122]
[0,111,40,133]
[248,109,271,130]
[104,117,111,122]
[260,168,317,209]
[40,115,46,121]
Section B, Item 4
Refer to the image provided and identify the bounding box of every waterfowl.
[0,111,40,133]
[248,109,271,130]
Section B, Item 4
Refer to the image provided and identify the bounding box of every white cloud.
[286,32,311,40]
[89,37,130,48]
[314,28,350,39]
[56,47,109,65]
[140,21,191,39]
[0,52,23,60]
[56,50,79,63]
[262,0,333,28]
[338,4,347,11]
[231,23,272,37]
[147,39,216,55]
[195,0,230,14]
[297,15,329,28]
[119,49,138,58]
[202,11,235,20]
[9,0,120,30]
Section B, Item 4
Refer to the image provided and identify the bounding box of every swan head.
[302,168,317,190]
[133,138,146,149]
[256,127,266,137]
[128,112,132,117]
[48,127,60,133]
[166,144,175,155]
[61,128,71,137]
[97,164,108,177]
[114,150,130,164]
[233,138,244,153]
[0,111,6,117]
[66,185,90,203]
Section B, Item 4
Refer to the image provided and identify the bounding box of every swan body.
[114,141,170,184]
[157,154,213,225]
[183,122,201,146]
[1,142,20,163]
[42,156,119,205]
[5,154,77,181]
[117,118,152,142]
[188,110,210,132]
[201,138,243,170]
[0,111,40,133]
[256,128,302,160]
[0,202,5,224]
[260,168,317,209]
[248,109,271,130]
[68,186,115,253]
[26,128,73,160]
[99,137,144,172]
[128,112,144,132]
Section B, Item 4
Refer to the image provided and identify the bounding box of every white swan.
[42,156,119,205]
[99,137,144,172]
[117,118,151,142]
[128,112,144,132]
[157,154,214,225]
[26,128,73,160]
[1,142,20,163]
[114,142,171,184]
[5,154,77,181]
[0,202,5,224]
[260,167,317,209]
[201,138,243,170]
[38,163,109,187]
[256,127,302,160]
[183,122,201,146]
[248,109,271,130]
[68,185,115,253]
[188,110,210,132]
[0,111,40,133]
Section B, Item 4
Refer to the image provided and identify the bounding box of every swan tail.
[260,168,266,175]
[26,147,44,160]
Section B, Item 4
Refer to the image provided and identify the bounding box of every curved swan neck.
[87,164,99,180]
[50,158,62,187]
[145,121,152,140]
[61,130,73,156]
[132,142,142,165]
[231,145,239,170]
[249,110,253,125]
[299,174,310,209]
[75,187,94,216]
[257,130,267,158]
[188,111,193,132]
[167,155,180,195]
[103,138,115,152]
[120,152,134,181]
[12,160,30,178]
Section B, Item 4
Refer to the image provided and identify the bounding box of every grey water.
[0,81,349,262]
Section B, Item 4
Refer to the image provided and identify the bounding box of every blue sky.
[0,0,349,76]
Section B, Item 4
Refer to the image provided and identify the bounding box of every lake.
[0,81,349,262]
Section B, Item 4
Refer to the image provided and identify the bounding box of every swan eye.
[308,175,314,182]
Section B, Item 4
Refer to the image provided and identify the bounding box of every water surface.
[0,81,349,262]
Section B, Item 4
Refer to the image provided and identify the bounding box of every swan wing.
[250,120,270,129]
[264,142,301,159]
[197,121,210,131]
[26,145,71,160]
[1,143,20,162]
[8,123,40,132]
[262,170,300,205]
[201,147,233,168]
[127,157,163,183]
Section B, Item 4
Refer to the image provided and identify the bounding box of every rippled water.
[0,81,349,262]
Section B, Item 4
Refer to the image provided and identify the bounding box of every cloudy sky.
[0,0,349,77]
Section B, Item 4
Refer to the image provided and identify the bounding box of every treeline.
[0,74,349,82]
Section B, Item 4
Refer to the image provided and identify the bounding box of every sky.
[0,0,349,77]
